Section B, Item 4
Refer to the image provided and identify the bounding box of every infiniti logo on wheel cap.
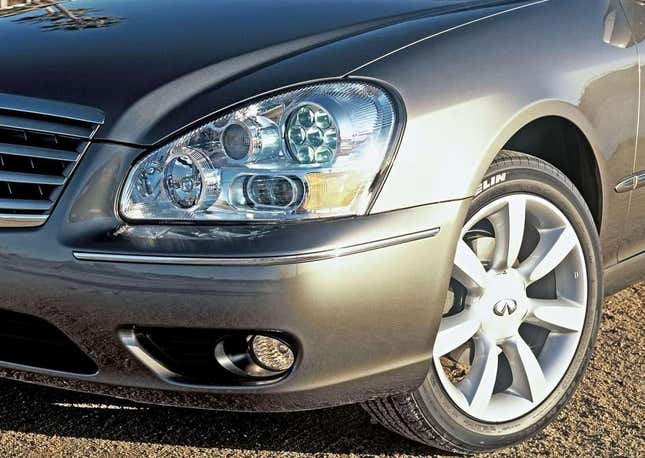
[493,299,518,316]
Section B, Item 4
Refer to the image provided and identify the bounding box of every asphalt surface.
[0,285,642,457]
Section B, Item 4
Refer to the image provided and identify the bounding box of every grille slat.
[0,142,79,162]
[0,170,66,186]
[0,213,47,227]
[0,95,103,226]
[0,198,52,211]
[0,93,105,125]
[0,113,95,138]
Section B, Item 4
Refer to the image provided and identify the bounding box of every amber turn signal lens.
[303,171,364,211]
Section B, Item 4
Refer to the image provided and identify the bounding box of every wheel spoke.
[453,240,488,292]
[502,336,547,403]
[519,226,578,285]
[458,337,499,415]
[433,312,480,358]
[526,298,585,333]
[490,195,526,270]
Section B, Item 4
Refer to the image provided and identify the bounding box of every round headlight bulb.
[286,104,338,164]
[164,155,203,209]
[162,148,216,210]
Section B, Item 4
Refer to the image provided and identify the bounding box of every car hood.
[1,0,520,145]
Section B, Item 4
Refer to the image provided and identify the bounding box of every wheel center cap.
[478,270,527,340]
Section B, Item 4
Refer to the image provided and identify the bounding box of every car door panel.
[618,0,645,259]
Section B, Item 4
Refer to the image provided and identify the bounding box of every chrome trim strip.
[0,359,99,380]
[118,329,180,382]
[0,93,105,125]
[615,175,638,193]
[74,227,440,266]
[637,171,645,189]
[615,170,645,193]
[0,214,48,227]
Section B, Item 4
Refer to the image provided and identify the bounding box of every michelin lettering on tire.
[475,172,507,196]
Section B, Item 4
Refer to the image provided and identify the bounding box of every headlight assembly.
[120,82,400,222]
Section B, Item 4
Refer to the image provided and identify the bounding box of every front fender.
[356,0,637,216]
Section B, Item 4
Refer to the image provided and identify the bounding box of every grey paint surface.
[0,0,643,410]
[620,1,645,257]
[0,0,532,145]
[362,0,640,269]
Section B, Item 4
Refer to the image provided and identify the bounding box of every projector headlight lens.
[221,123,252,161]
[120,82,399,222]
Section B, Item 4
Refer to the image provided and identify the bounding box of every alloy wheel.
[434,194,588,423]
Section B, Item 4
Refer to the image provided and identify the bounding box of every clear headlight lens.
[120,82,399,222]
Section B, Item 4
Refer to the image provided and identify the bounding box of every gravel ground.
[0,285,642,457]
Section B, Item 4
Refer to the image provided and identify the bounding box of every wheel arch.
[474,100,605,230]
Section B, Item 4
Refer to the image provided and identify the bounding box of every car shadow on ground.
[0,379,449,456]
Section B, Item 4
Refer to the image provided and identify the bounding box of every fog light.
[250,335,295,372]
[214,333,295,379]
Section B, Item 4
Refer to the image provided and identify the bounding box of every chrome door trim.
[615,170,645,193]
[615,175,638,193]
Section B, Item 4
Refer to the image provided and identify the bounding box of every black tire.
[363,150,603,454]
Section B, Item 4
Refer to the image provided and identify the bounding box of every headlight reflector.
[120,82,399,222]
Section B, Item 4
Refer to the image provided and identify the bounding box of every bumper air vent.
[0,309,98,375]
[129,327,296,386]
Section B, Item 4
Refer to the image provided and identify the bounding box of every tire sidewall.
[413,155,603,451]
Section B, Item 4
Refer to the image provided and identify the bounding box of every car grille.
[0,94,104,228]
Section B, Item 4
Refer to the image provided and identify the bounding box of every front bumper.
[0,142,468,411]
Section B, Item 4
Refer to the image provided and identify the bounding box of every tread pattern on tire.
[364,394,466,453]
[362,150,597,454]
